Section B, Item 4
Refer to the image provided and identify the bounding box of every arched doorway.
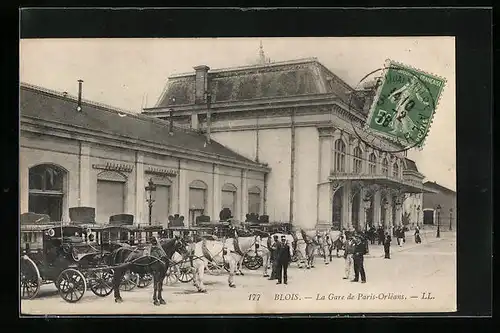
[423,209,434,225]
[332,187,343,230]
[351,192,360,231]
[28,164,66,221]
[366,195,375,228]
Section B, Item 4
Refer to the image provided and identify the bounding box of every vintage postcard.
[19,36,456,315]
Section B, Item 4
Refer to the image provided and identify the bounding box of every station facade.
[20,83,269,227]
[143,57,434,231]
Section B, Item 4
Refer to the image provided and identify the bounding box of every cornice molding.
[92,162,134,173]
[21,118,270,173]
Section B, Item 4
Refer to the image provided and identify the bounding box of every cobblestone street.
[21,231,456,315]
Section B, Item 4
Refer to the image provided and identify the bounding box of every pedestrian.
[395,226,401,246]
[351,233,367,283]
[276,235,292,284]
[414,226,421,244]
[377,226,384,245]
[402,225,407,244]
[269,235,280,280]
[343,234,355,280]
[384,232,392,259]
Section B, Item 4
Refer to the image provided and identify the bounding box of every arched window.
[221,183,237,217]
[248,186,261,215]
[29,164,66,221]
[334,139,346,172]
[368,153,376,175]
[353,147,362,173]
[189,180,207,225]
[393,162,399,178]
[382,158,389,176]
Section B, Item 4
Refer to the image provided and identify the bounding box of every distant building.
[143,56,435,231]
[422,181,456,230]
[20,83,268,226]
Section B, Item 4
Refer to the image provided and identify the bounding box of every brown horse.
[110,236,186,306]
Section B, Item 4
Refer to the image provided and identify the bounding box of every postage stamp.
[365,59,447,148]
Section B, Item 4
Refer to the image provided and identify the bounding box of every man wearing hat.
[269,235,280,280]
[351,232,367,283]
[276,235,292,284]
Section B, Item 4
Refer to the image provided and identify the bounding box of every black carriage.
[20,215,115,303]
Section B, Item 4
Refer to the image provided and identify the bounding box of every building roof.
[151,58,366,111]
[403,158,420,173]
[423,181,456,194]
[20,83,267,169]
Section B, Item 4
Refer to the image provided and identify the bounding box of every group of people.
[268,235,293,284]
[342,230,369,283]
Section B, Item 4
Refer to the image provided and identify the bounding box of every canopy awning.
[328,174,438,194]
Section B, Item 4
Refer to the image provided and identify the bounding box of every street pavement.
[21,231,456,315]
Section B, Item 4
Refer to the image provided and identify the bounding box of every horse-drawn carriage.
[20,215,115,303]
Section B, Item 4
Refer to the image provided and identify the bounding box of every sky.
[19,37,456,191]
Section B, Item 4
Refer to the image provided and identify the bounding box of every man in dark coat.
[377,226,385,245]
[384,232,392,259]
[351,233,367,283]
[276,235,292,284]
[269,235,280,280]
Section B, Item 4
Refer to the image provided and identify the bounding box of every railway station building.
[142,56,435,231]
[20,83,269,227]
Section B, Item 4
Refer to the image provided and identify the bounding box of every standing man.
[343,233,355,280]
[377,226,385,245]
[276,235,292,284]
[351,232,367,283]
[384,231,392,259]
[269,235,280,280]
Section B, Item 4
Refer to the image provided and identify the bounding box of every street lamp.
[382,198,389,231]
[395,197,403,228]
[436,204,441,238]
[449,208,453,231]
[363,195,371,232]
[145,178,157,226]
[416,205,421,228]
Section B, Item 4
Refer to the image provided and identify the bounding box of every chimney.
[193,65,210,103]
[205,92,212,144]
[169,110,174,136]
[77,79,83,112]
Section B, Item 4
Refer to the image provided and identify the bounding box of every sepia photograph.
[19,36,456,315]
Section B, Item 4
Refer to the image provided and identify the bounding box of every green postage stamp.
[365,59,446,148]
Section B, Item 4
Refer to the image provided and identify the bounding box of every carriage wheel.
[20,256,41,300]
[56,268,87,303]
[164,266,178,285]
[88,269,114,297]
[176,266,194,283]
[119,271,139,291]
[243,255,263,270]
[137,273,153,288]
[206,261,224,276]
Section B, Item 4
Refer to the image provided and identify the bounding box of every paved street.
[21,232,456,315]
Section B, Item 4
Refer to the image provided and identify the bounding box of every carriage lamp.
[449,208,453,231]
[363,195,371,231]
[145,178,157,226]
[436,204,441,238]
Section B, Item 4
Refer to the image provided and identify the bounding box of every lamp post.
[395,198,402,228]
[145,178,156,226]
[416,205,421,228]
[449,208,453,231]
[363,195,372,232]
[382,198,389,233]
[436,204,441,238]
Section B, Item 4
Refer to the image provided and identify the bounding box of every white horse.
[224,231,262,276]
[299,229,322,269]
[316,230,342,264]
[187,238,239,293]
